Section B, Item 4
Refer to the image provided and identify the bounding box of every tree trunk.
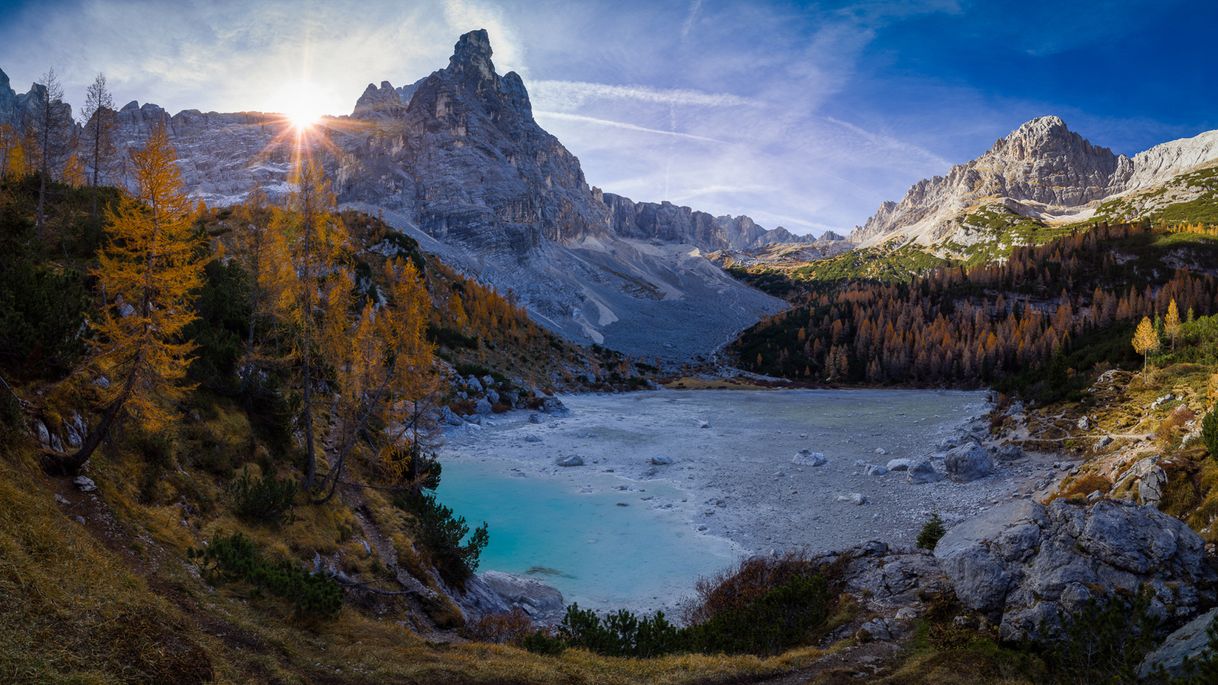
[41,368,136,475]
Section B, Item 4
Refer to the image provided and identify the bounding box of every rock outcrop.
[852,115,1218,247]
[934,499,1217,642]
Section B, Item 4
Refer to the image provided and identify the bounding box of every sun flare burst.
[273,80,327,130]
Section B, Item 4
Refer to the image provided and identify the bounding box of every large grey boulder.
[457,571,566,626]
[944,442,993,483]
[1138,607,1217,679]
[935,499,1217,642]
[474,398,493,416]
[907,460,944,484]
[556,455,584,467]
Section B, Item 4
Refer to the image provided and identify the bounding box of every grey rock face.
[934,499,1216,642]
[601,191,819,253]
[944,442,993,483]
[1138,607,1217,679]
[1113,456,1167,507]
[457,570,565,626]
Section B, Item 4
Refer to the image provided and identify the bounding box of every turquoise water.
[438,458,736,610]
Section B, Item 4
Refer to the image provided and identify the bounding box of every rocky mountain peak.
[352,80,405,119]
[448,29,496,83]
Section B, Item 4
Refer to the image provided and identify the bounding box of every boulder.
[792,450,827,467]
[540,396,569,416]
[944,442,993,483]
[73,476,97,493]
[907,460,943,484]
[556,455,584,467]
[440,406,465,426]
[475,398,493,415]
[466,375,483,393]
[1113,456,1167,507]
[935,499,1217,643]
[864,464,888,477]
[836,492,868,505]
[1138,607,1217,679]
[650,455,675,466]
[486,389,500,405]
[886,458,914,472]
[524,435,542,443]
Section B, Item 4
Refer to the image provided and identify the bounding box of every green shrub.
[684,572,830,655]
[396,490,488,589]
[229,468,296,525]
[189,532,341,618]
[1203,409,1218,459]
[917,512,947,550]
[1043,589,1159,684]
[556,605,684,658]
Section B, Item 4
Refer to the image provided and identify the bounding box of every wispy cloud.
[535,110,725,143]
[529,80,757,110]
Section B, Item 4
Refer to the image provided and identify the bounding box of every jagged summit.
[448,28,496,81]
[851,115,1218,247]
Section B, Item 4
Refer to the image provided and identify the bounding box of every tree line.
[731,223,1218,387]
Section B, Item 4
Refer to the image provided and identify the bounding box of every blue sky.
[1,0,1214,235]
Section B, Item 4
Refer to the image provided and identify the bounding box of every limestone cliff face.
[336,29,610,253]
[852,116,1218,247]
[601,191,818,253]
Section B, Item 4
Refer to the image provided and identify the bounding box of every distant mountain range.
[0,30,827,360]
[852,115,1218,250]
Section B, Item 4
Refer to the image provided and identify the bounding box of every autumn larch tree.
[1131,316,1160,371]
[1164,298,1181,350]
[44,124,206,473]
[313,258,439,502]
[277,160,350,490]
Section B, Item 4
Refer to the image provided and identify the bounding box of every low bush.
[1042,589,1159,684]
[1158,406,1197,445]
[228,468,296,525]
[396,490,488,589]
[463,607,535,644]
[558,605,684,658]
[526,559,834,659]
[189,532,341,618]
[1203,409,1218,459]
[917,513,947,550]
[684,572,830,655]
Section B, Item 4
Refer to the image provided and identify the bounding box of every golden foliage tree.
[45,124,205,472]
[1164,298,1181,350]
[277,160,351,489]
[314,259,439,501]
[62,151,86,188]
[1131,316,1160,371]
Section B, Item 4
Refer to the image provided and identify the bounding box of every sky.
[2,0,1216,236]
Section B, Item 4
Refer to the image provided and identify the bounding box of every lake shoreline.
[440,388,1064,617]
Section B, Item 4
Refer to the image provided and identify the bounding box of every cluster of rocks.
[806,498,1217,667]
[440,373,568,427]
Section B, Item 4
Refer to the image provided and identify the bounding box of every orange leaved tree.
[312,258,439,502]
[44,124,205,473]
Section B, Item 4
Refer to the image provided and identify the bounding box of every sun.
[273,81,327,130]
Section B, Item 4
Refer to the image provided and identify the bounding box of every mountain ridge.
[852,115,1218,248]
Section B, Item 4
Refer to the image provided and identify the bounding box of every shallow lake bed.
[439,388,1056,613]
